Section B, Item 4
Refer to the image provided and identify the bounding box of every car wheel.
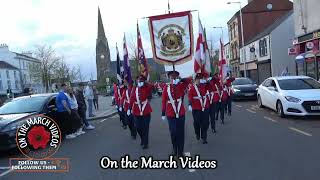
[258,95,264,108]
[276,100,285,118]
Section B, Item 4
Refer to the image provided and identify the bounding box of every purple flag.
[123,34,132,84]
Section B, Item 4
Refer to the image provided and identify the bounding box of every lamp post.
[227,1,246,78]
[212,26,224,42]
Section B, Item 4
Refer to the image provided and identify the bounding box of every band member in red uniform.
[129,75,153,149]
[225,73,235,116]
[115,82,127,129]
[121,78,136,139]
[161,71,191,157]
[207,73,220,133]
[215,80,229,124]
[188,73,210,144]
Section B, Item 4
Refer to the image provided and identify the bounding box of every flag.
[137,22,148,78]
[219,39,227,84]
[148,11,193,65]
[194,17,211,76]
[123,33,132,83]
[116,44,123,83]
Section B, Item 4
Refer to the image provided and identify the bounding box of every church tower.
[96,7,111,84]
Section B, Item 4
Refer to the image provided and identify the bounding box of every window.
[24,74,27,83]
[6,70,9,79]
[14,71,17,79]
[262,79,271,87]
[15,80,19,89]
[7,80,11,89]
[278,78,320,90]
[0,80,3,91]
[259,38,268,57]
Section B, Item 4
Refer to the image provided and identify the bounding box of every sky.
[0,0,249,79]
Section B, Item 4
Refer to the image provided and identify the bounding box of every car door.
[259,79,271,108]
[43,96,59,122]
[264,79,278,110]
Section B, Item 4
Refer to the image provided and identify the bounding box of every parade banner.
[148,11,193,65]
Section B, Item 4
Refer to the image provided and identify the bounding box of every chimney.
[0,44,9,52]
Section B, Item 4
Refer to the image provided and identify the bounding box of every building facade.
[0,44,43,95]
[96,7,111,84]
[293,0,320,80]
[227,0,293,77]
[240,11,295,84]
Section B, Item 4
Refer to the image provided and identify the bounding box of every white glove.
[119,107,123,111]
[115,105,118,109]
[161,116,166,121]
[127,110,131,116]
[188,105,192,112]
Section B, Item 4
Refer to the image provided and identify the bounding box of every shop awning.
[295,52,320,63]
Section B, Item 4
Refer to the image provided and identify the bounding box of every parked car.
[232,78,258,100]
[0,93,58,151]
[257,76,320,118]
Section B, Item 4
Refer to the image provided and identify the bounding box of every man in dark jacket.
[75,83,95,130]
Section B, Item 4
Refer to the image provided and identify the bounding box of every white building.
[240,11,295,84]
[0,44,43,95]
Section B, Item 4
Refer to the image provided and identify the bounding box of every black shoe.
[196,135,200,140]
[212,129,217,133]
[142,145,148,149]
[202,139,208,144]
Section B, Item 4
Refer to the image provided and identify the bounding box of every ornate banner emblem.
[148,11,193,65]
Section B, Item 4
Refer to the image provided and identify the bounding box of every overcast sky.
[0,0,249,79]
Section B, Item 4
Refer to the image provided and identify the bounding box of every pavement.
[86,95,117,121]
[1,97,320,179]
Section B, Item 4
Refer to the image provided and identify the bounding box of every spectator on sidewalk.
[84,82,95,117]
[75,83,95,130]
[93,86,99,110]
[55,83,75,139]
[65,86,85,137]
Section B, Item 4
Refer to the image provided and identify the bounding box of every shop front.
[294,29,320,80]
[239,61,258,83]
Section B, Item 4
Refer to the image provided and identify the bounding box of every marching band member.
[129,75,154,149]
[215,79,229,124]
[207,73,220,133]
[121,78,137,139]
[115,82,127,129]
[225,73,235,116]
[188,73,210,144]
[161,71,191,157]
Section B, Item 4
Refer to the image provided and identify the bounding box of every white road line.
[99,119,107,123]
[184,152,196,173]
[0,168,13,178]
[246,109,256,114]
[0,167,10,170]
[289,127,312,137]
[264,116,278,123]
[235,105,242,108]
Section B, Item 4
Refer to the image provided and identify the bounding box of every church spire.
[98,7,106,39]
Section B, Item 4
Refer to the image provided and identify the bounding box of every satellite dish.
[267,3,273,11]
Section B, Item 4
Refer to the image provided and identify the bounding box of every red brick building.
[227,0,293,77]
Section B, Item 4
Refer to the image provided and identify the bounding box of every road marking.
[235,105,242,108]
[0,168,13,178]
[184,152,196,173]
[264,116,278,123]
[246,109,256,114]
[99,119,108,123]
[289,127,312,137]
[0,167,10,170]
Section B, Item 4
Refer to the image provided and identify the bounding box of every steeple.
[97,7,106,39]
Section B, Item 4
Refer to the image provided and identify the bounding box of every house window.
[7,80,11,89]
[24,74,27,83]
[6,70,9,79]
[259,38,268,57]
[14,71,17,79]
[15,80,19,89]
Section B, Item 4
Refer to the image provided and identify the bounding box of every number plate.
[311,106,320,111]
[244,93,254,96]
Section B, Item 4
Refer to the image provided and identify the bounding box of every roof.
[271,76,311,80]
[12,93,57,101]
[245,10,293,46]
[0,61,19,70]
[14,52,41,62]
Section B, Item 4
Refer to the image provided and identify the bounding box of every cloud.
[0,0,248,80]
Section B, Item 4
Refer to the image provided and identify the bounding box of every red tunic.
[207,79,222,104]
[120,85,133,112]
[225,77,235,97]
[115,85,125,106]
[188,83,210,111]
[161,78,191,118]
[129,83,154,116]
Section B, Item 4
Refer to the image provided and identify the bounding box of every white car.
[257,76,320,117]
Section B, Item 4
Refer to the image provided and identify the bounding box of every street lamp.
[227,1,246,78]
[212,26,224,42]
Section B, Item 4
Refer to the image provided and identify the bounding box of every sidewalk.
[86,95,117,121]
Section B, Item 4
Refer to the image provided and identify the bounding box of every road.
[1,97,320,180]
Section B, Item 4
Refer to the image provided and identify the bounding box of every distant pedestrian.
[93,86,99,110]
[55,83,75,139]
[84,82,95,117]
[75,83,95,130]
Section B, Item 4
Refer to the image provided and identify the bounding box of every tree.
[30,45,60,92]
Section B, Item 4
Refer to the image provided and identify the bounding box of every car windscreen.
[0,96,47,115]
[232,78,253,85]
[278,78,320,90]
